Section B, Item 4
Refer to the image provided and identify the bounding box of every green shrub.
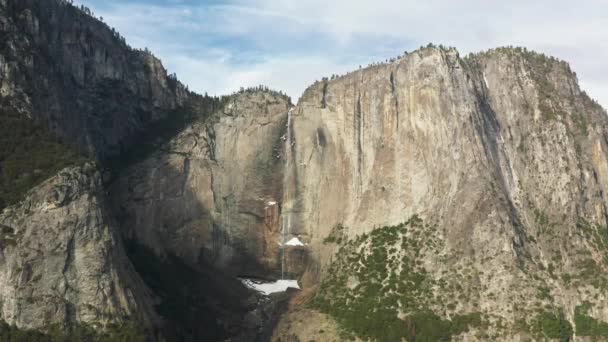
[536,286,552,301]
[531,310,572,341]
[574,303,608,337]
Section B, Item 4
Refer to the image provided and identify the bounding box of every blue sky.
[75,0,607,108]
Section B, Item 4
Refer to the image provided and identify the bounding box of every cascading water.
[281,107,294,280]
[240,107,303,295]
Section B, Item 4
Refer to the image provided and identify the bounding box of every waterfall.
[243,106,299,288]
[281,107,294,280]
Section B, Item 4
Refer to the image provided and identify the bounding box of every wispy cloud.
[76,0,608,108]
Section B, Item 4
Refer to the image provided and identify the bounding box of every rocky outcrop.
[0,163,156,331]
[110,90,292,278]
[0,0,189,159]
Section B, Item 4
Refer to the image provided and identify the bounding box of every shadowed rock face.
[110,91,292,278]
[0,0,188,159]
[0,161,269,341]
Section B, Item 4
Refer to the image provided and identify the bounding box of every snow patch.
[240,279,300,295]
[285,237,305,246]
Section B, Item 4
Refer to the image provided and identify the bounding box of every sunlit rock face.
[274,46,608,340]
[0,164,157,330]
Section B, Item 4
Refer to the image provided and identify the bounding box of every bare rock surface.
[279,46,608,339]
[109,46,608,340]
[0,163,156,330]
[0,0,189,159]
[110,91,292,278]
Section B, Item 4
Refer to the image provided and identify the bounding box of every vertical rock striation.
[279,46,608,340]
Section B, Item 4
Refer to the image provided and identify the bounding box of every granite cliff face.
[0,0,188,159]
[108,45,608,340]
[110,91,292,278]
[0,0,266,339]
[0,163,156,330]
[2,0,608,339]
[291,46,607,254]
[274,47,608,340]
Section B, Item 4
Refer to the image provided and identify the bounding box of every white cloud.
[78,0,608,110]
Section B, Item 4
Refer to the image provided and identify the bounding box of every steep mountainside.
[0,107,85,209]
[108,44,608,341]
[110,90,293,278]
[0,0,188,160]
[2,0,608,340]
[274,46,608,341]
[0,0,272,340]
